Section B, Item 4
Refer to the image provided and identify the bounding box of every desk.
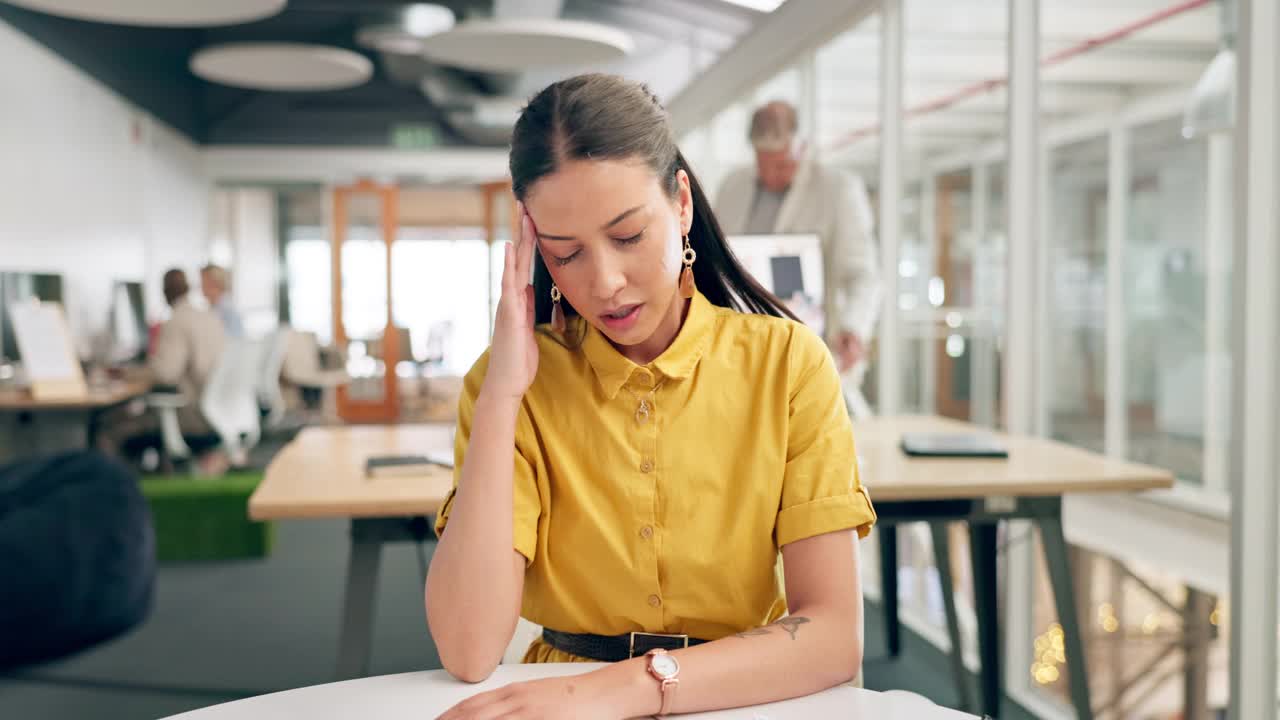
[163,663,978,719]
[0,379,151,411]
[856,415,1174,720]
[250,424,454,679]
[0,379,152,451]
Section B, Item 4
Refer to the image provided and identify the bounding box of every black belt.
[541,628,709,662]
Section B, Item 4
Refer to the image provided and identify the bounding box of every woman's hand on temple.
[482,204,540,403]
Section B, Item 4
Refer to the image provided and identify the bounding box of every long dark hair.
[508,73,796,327]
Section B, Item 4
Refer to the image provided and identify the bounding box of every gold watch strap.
[658,678,678,716]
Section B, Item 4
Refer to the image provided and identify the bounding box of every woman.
[426,74,877,719]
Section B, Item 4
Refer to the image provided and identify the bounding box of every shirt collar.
[581,290,718,400]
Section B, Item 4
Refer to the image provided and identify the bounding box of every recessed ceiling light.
[1,0,286,27]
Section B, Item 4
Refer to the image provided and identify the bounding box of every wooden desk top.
[0,379,151,411]
[250,424,454,521]
[854,415,1175,501]
[251,415,1176,521]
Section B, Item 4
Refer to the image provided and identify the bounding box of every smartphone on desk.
[900,432,1009,459]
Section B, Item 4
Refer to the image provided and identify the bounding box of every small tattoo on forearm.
[776,616,810,640]
[733,616,811,640]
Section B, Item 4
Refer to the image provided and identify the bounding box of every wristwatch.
[644,648,680,716]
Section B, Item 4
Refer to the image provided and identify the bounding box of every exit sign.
[391,124,439,149]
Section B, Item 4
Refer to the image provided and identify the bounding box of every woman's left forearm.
[586,604,862,718]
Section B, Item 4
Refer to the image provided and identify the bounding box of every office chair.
[200,339,264,466]
[423,322,449,369]
[281,331,349,420]
[147,392,194,463]
[257,328,292,429]
[281,331,349,387]
[150,340,264,470]
[395,327,415,363]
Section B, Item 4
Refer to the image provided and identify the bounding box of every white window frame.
[1228,0,1280,716]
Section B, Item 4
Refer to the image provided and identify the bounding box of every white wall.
[0,18,210,358]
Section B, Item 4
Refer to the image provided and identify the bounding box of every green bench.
[140,473,274,562]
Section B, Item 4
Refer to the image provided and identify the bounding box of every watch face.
[651,653,679,678]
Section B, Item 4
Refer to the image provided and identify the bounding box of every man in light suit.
[715,101,882,417]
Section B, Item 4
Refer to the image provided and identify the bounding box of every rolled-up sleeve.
[775,327,877,547]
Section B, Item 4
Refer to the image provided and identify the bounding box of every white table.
[163,663,978,719]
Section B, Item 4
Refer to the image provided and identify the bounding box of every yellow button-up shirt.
[436,290,876,662]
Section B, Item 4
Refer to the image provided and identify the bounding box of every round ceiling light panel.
[420,19,634,73]
[356,3,456,55]
[1,0,286,26]
[191,43,374,92]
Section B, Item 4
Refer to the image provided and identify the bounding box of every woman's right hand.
[481,204,540,403]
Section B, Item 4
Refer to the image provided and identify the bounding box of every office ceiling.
[0,0,762,147]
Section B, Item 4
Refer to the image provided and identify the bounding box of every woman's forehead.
[525,159,659,225]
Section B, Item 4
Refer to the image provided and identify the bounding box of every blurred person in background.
[200,264,243,338]
[101,269,229,475]
[154,269,228,415]
[715,100,881,417]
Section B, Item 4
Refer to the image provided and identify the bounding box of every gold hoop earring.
[679,235,697,299]
[550,284,566,333]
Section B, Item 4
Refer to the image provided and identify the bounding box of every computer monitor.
[108,280,148,364]
[0,272,65,362]
[726,234,825,333]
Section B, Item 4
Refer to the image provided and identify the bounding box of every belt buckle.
[628,631,690,659]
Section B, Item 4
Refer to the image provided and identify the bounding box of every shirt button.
[640,525,654,539]
[648,594,662,608]
[640,459,654,473]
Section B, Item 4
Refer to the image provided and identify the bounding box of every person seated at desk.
[426,74,876,719]
[200,263,244,338]
[102,269,228,474]
[153,268,227,399]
